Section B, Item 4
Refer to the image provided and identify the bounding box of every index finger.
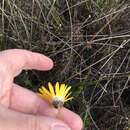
[0,49,53,106]
[0,49,53,75]
[0,49,53,77]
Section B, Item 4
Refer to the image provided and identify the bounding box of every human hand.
[0,49,83,130]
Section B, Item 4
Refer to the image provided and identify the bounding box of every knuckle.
[25,115,42,130]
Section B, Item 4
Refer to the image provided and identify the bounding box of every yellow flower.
[38,82,73,108]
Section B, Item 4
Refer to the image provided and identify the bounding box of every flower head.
[38,82,73,108]
[39,82,73,108]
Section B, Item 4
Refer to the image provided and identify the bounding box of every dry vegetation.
[1,0,130,129]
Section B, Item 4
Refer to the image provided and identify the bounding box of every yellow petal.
[65,97,73,102]
[55,82,60,96]
[65,92,72,99]
[63,86,71,97]
[42,86,52,97]
[48,82,55,97]
[59,84,66,97]
[38,93,52,102]
[37,93,43,97]
[39,88,44,94]
[56,85,59,96]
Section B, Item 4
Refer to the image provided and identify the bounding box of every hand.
[0,49,83,130]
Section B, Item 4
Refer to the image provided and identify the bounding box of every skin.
[0,49,83,130]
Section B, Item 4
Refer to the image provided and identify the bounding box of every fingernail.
[52,124,71,130]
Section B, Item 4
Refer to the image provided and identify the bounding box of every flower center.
[52,96,64,108]
[53,96,64,102]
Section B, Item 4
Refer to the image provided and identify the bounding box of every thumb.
[0,105,71,130]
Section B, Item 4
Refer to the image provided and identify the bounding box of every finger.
[0,75,13,106]
[0,49,53,107]
[0,49,53,77]
[0,105,71,130]
[10,84,83,130]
